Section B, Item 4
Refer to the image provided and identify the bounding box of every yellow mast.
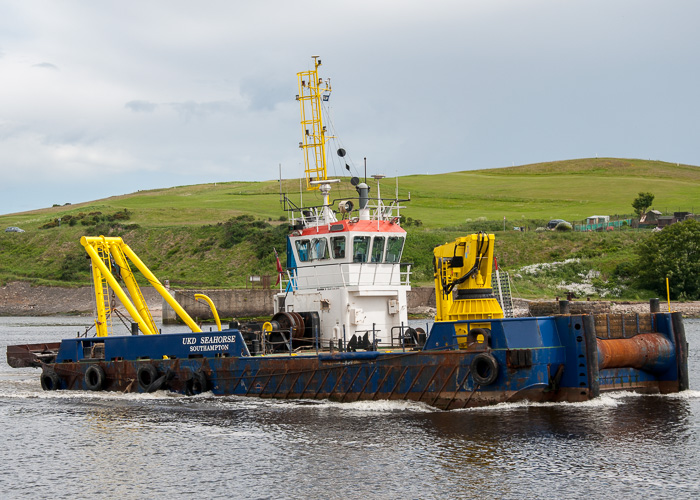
[297,55,332,190]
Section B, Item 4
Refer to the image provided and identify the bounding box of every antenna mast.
[296,55,331,191]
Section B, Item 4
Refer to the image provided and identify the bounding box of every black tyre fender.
[470,353,499,386]
[84,365,106,391]
[137,364,162,392]
[186,371,208,396]
[40,370,61,391]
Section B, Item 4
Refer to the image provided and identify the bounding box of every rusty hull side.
[6,343,60,368]
[42,350,583,411]
[589,312,685,395]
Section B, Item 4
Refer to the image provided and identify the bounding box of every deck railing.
[287,262,411,290]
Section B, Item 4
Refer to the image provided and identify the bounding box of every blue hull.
[8,312,688,410]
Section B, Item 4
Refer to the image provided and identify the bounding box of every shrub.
[39,219,59,229]
[59,253,90,281]
[219,215,287,259]
[634,219,700,299]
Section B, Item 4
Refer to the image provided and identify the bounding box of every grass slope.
[0,158,697,297]
[2,158,699,230]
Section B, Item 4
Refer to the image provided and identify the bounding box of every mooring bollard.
[559,300,570,315]
[650,298,660,313]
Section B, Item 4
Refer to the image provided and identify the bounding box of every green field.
[1,157,698,298]
[3,158,699,229]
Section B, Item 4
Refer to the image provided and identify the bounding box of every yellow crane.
[433,233,504,348]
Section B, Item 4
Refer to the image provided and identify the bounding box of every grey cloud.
[168,101,237,121]
[240,78,289,111]
[125,100,159,113]
[32,62,59,70]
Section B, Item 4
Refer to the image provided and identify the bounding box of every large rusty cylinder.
[596,333,675,374]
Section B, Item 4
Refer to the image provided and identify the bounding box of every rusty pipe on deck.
[597,333,675,374]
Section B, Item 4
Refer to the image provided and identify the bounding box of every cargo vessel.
[6,57,689,409]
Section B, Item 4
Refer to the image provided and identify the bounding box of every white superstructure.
[274,181,411,348]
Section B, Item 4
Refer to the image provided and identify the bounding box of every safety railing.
[285,195,407,229]
[287,261,411,290]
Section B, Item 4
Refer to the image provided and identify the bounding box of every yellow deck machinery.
[433,233,504,348]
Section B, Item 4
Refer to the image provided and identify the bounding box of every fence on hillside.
[574,219,632,232]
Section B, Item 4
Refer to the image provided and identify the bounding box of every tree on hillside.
[632,192,655,217]
[634,219,700,299]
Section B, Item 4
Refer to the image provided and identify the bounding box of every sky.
[1,0,699,215]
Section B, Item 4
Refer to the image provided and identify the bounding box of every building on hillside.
[673,212,693,221]
[586,215,609,225]
[638,211,695,228]
[657,216,675,227]
[639,209,662,225]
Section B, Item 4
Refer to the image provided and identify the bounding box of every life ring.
[40,370,61,391]
[470,353,499,386]
[186,371,208,396]
[137,364,164,392]
[84,365,106,391]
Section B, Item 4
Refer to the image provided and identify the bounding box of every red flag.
[274,248,284,285]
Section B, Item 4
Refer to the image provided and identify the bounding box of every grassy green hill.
[1,157,698,298]
[3,157,699,229]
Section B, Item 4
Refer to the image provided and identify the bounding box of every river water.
[1,316,699,499]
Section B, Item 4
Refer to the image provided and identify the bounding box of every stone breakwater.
[526,299,700,318]
[1,282,698,318]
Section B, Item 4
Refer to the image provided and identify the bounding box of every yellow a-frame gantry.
[81,236,208,337]
[297,55,332,190]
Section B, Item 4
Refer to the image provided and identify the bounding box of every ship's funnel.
[356,182,370,220]
[356,183,369,208]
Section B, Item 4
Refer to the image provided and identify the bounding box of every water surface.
[1,317,699,499]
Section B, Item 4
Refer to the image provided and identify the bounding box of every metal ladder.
[94,244,114,336]
[494,269,515,318]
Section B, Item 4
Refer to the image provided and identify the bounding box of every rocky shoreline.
[1,282,698,318]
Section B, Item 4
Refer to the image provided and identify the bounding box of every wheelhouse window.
[385,236,404,263]
[295,239,311,262]
[330,236,346,259]
[371,236,385,263]
[311,238,329,260]
[352,236,370,263]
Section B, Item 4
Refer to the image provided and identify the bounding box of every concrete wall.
[162,288,279,323]
[0,281,437,321]
[162,286,438,323]
[407,287,436,310]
